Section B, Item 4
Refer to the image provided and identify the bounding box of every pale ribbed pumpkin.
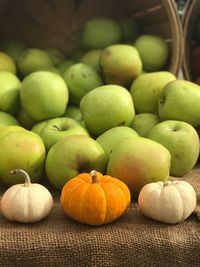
[1,169,53,223]
[138,180,196,224]
[60,170,131,226]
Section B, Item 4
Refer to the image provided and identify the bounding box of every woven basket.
[182,0,200,81]
[0,0,182,75]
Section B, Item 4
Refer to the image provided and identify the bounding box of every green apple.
[130,71,176,114]
[38,117,89,151]
[132,113,160,137]
[0,52,16,74]
[20,71,69,122]
[80,84,135,137]
[79,49,102,72]
[118,17,140,43]
[80,120,88,131]
[100,44,142,87]
[62,105,83,122]
[31,120,49,135]
[45,135,107,190]
[158,80,200,127]
[134,34,169,71]
[39,66,61,75]
[0,128,46,186]
[44,47,65,66]
[107,136,171,196]
[81,17,122,50]
[17,48,53,77]
[63,63,103,105]
[96,126,139,164]
[0,39,27,62]
[0,111,19,128]
[56,60,76,75]
[16,107,35,130]
[0,125,26,139]
[141,70,147,74]
[0,71,21,114]
[148,120,200,177]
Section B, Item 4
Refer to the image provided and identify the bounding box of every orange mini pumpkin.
[60,170,131,226]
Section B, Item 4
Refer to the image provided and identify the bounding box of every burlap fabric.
[0,167,199,267]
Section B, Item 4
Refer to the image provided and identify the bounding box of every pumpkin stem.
[10,169,31,186]
[90,170,99,184]
[163,181,171,187]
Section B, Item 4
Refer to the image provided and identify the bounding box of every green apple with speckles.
[20,71,68,122]
[80,49,102,72]
[45,134,107,190]
[0,125,26,139]
[39,66,61,75]
[80,84,135,137]
[63,63,103,105]
[107,136,171,196]
[81,17,122,50]
[0,71,21,114]
[148,120,200,177]
[38,117,89,151]
[0,111,19,128]
[17,48,53,77]
[31,120,49,135]
[132,113,160,137]
[130,71,176,114]
[100,44,142,88]
[134,34,169,71]
[0,52,16,74]
[62,105,83,122]
[158,80,200,127]
[0,127,46,186]
[96,126,139,164]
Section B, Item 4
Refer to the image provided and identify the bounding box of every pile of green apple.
[0,16,199,197]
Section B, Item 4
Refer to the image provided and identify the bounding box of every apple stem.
[53,125,60,131]
[90,170,99,184]
[10,169,31,186]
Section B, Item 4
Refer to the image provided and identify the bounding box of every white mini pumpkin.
[138,180,196,224]
[1,169,53,223]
